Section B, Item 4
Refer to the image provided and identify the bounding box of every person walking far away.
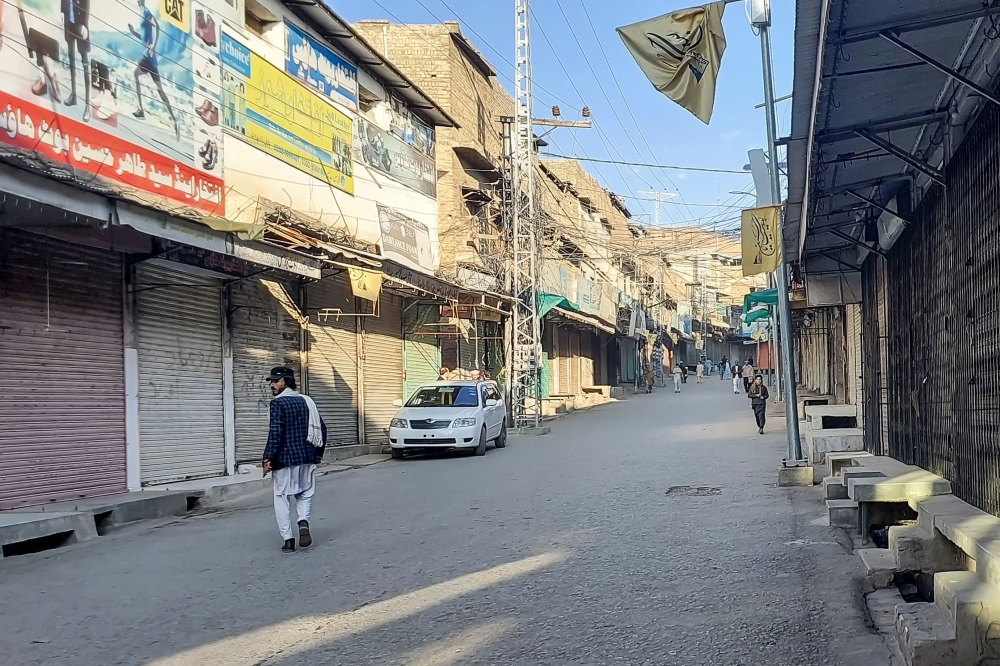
[732,361,742,394]
[644,363,656,393]
[672,363,682,393]
[704,357,713,376]
[719,355,728,380]
[696,359,704,383]
[742,358,755,394]
[263,367,326,554]
[748,374,770,434]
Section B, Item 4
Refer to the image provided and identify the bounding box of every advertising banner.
[356,117,435,197]
[388,95,434,158]
[284,21,357,111]
[377,204,433,273]
[220,29,354,194]
[0,0,226,214]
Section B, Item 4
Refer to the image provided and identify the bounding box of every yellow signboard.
[221,31,354,194]
[741,205,782,277]
[348,267,382,303]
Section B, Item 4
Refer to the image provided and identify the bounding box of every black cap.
[268,366,295,382]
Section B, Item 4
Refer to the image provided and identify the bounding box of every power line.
[540,154,752,175]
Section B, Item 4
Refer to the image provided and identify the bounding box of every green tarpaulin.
[742,307,771,324]
[743,288,778,313]
[537,292,580,319]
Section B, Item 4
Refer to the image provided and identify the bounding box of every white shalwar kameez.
[272,464,316,540]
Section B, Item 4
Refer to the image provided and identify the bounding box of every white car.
[389,381,507,458]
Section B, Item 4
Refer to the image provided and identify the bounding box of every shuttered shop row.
[135,264,227,484]
[0,230,127,509]
[230,277,302,464]
[362,293,404,445]
[404,304,441,400]
[306,279,360,446]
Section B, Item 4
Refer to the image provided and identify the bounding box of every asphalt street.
[0,379,892,666]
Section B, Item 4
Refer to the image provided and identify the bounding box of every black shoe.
[298,520,312,548]
[281,538,295,553]
[758,428,764,435]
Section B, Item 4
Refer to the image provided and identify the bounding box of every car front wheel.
[391,448,405,460]
[474,427,487,456]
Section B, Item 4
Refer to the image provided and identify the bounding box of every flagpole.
[755,10,803,465]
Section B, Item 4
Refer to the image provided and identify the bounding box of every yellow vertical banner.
[742,205,782,276]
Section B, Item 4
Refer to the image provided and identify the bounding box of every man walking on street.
[264,367,326,553]
[742,358,755,394]
[747,374,770,434]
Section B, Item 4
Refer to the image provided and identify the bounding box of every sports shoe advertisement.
[0,0,226,215]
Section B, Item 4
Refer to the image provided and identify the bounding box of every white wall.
[223,0,440,269]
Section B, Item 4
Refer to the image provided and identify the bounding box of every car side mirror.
[485,399,498,407]
[392,399,403,407]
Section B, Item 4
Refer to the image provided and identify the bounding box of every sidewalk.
[0,455,390,559]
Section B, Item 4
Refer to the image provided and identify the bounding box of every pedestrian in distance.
[748,374,770,434]
[644,364,656,393]
[704,357,713,376]
[732,361,742,394]
[672,363,682,393]
[263,367,326,554]
[719,355,728,380]
[743,358,755,394]
[696,359,704,383]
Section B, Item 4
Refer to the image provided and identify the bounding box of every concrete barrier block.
[823,475,849,500]
[935,511,1000,561]
[824,451,871,478]
[912,495,974,534]
[895,602,957,666]
[933,570,1000,663]
[778,465,814,487]
[860,548,897,593]
[890,525,963,573]
[849,473,952,503]
[828,499,858,528]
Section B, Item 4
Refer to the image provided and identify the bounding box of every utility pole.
[640,190,677,226]
[753,0,803,464]
[509,0,542,431]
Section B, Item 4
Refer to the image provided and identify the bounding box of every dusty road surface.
[0,380,890,665]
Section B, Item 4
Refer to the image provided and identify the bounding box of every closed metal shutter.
[877,261,890,449]
[846,304,864,418]
[404,303,441,400]
[362,293,404,444]
[230,277,302,464]
[136,264,226,484]
[556,327,570,395]
[306,278,359,446]
[0,231,127,509]
[569,330,582,394]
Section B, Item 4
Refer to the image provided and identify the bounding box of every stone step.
[859,547,896,593]
[842,466,888,482]
[823,475,849,500]
[933,570,1000,640]
[828,499,858,528]
[895,602,957,666]
[848,472,952,503]
[802,428,865,467]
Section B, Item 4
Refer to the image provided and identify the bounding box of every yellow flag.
[742,205,782,276]
[348,267,383,303]
[616,3,727,124]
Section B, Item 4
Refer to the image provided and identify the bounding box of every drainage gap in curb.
[186,496,202,512]
[665,486,722,497]
[893,571,933,603]
[93,510,114,536]
[2,531,75,558]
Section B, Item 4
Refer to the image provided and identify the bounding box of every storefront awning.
[743,288,778,313]
[550,306,615,335]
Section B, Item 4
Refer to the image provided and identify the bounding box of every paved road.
[0,380,891,666]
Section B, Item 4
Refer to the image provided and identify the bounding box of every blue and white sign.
[284,22,358,111]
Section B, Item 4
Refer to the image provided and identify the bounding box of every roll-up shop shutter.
[876,260,890,449]
[846,304,863,418]
[568,329,582,394]
[230,277,302,464]
[556,327,571,395]
[306,278,359,446]
[580,331,596,388]
[136,264,226,484]
[404,303,441,400]
[362,293,404,444]
[0,231,127,509]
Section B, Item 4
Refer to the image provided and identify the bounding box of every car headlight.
[390,418,408,428]
[451,417,477,427]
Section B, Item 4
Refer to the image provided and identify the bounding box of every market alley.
[0,381,891,666]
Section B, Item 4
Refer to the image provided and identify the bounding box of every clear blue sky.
[333,0,794,229]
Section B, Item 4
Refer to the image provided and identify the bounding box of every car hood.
[395,406,477,422]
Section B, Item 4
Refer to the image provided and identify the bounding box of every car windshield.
[406,385,480,407]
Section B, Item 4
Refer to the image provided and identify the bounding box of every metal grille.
[948,100,1000,515]
[860,255,887,456]
[409,420,452,430]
